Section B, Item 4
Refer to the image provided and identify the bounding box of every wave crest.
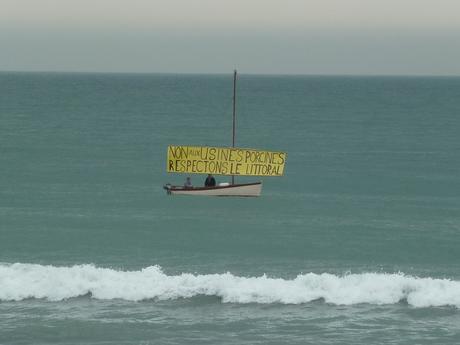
[1,263,459,307]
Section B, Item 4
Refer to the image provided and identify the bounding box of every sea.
[1,72,459,344]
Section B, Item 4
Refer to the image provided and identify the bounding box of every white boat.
[163,182,262,197]
[163,70,285,197]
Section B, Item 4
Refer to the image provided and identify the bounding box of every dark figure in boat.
[204,174,216,187]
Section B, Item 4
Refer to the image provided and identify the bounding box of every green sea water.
[1,72,460,344]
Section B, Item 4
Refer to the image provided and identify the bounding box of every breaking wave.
[1,263,459,307]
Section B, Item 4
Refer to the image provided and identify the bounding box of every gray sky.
[1,0,460,75]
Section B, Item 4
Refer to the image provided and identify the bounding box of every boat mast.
[232,69,237,185]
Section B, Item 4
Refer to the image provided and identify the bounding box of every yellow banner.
[167,146,286,176]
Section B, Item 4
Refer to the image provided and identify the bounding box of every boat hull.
[164,182,262,197]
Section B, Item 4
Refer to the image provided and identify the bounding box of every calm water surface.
[1,72,460,344]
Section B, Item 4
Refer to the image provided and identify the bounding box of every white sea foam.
[1,263,459,307]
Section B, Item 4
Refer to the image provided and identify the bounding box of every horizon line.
[1,69,460,78]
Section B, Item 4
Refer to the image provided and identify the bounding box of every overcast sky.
[1,0,460,75]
